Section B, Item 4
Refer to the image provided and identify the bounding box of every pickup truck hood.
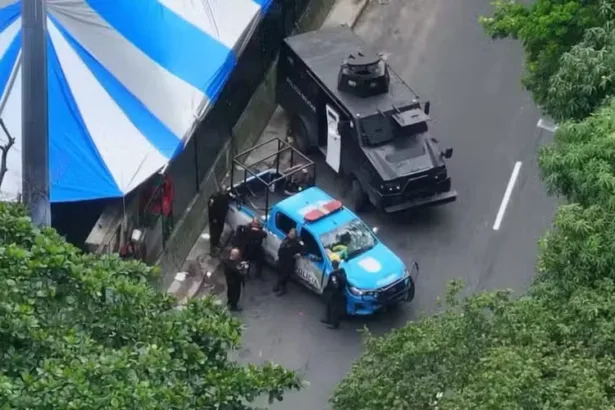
[342,243,405,290]
[363,134,441,181]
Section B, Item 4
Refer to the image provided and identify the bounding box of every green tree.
[544,25,615,121]
[480,0,614,120]
[539,98,615,206]
[535,98,615,297]
[0,203,300,409]
[331,280,615,410]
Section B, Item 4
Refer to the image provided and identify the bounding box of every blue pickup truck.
[225,164,419,315]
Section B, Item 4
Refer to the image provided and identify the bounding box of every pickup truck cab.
[226,168,418,315]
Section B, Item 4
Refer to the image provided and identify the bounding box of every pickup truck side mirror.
[442,148,453,159]
[411,261,420,281]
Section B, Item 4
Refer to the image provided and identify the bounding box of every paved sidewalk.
[166,0,368,304]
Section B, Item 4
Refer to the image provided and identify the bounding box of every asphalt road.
[233,0,558,408]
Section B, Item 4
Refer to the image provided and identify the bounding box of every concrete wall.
[156,0,335,288]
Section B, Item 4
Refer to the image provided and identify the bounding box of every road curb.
[167,0,370,303]
[351,0,369,28]
[324,0,369,28]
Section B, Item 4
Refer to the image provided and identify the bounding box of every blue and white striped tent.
[0,0,271,202]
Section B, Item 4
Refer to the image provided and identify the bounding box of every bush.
[0,203,300,409]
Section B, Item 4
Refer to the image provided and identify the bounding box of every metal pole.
[22,0,50,227]
[193,137,200,193]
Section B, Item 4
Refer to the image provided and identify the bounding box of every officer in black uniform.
[274,228,304,296]
[222,248,244,312]
[321,259,347,329]
[283,168,312,195]
[207,185,230,254]
[244,217,267,278]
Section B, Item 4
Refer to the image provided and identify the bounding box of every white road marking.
[537,118,558,132]
[493,161,523,231]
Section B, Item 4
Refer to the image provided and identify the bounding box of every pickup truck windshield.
[320,219,377,261]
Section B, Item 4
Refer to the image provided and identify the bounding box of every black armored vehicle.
[276,25,457,213]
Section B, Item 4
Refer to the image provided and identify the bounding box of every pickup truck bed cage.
[230,137,316,218]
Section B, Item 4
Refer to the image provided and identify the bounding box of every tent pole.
[22,0,50,227]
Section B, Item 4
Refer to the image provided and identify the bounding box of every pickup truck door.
[263,226,282,265]
[296,228,328,295]
[295,257,326,294]
[262,211,288,265]
[325,105,342,173]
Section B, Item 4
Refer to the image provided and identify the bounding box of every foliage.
[536,99,615,295]
[0,203,300,409]
[539,99,615,206]
[480,0,615,120]
[332,281,615,410]
[545,25,615,121]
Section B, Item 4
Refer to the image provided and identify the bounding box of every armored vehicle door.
[325,104,342,173]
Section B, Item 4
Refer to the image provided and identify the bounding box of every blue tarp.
[0,0,272,202]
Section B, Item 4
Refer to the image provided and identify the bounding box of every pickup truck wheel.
[289,115,310,154]
[349,180,368,212]
[406,279,416,303]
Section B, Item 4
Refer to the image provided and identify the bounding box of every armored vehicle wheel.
[349,180,368,212]
[289,115,311,154]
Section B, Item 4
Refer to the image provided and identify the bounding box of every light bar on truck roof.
[304,200,343,222]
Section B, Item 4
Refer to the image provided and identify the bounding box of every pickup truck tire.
[406,279,416,303]
[289,115,311,154]
[349,179,368,212]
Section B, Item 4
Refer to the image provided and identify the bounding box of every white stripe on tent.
[0,0,18,9]
[0,63,22,201]
[48,18,168,194]
[47,0,205,141]
[159,0,261,50]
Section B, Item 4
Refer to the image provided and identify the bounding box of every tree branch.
[0,118,15,191]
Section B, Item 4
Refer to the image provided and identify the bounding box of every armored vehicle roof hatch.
[337,51,390,98]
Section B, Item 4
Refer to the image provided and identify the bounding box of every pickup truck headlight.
[349,285,376,297]
[379,182,402,194]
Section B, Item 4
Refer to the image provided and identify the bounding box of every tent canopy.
[0,0,271,202]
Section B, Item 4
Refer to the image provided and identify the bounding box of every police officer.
[274,228,303,296]
[244,217,267,278]
[207,185,230,254]
[283,168,311,195]
[222,248,244,312]
[321,259,347,329]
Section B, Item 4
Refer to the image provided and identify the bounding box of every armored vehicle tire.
[289,115,311,154]
[349,180,368,212]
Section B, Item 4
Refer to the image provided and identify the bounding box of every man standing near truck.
[321,258,347,329]
[274,228,304,296]
[207,185,230,254]
[244,217,267,279]
[223,248,245,312]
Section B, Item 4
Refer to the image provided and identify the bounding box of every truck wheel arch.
[348,177,369,212]
[289,114,315,153]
